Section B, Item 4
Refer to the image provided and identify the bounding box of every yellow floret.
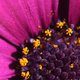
[49,70,51,72]
[66,28,73,36]
[77,26,80,30]
[19,58,28,66]
[70,64,74,68]
[78,38,80,43]
[56,22,64,29]
[21,71,30,79]
[56,21,66,29]
[53,44,58,47]
[25,71,30,79]
[66,42,70,45]
[40,52,42,54]
[33,39,40,48]
[45,29,52,36]
[21,72,26,77]
[74,40,77,44]
[22,47,29,55]
[39,64,42,70]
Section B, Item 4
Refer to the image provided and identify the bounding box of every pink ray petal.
[0,53,17,79]
[19,0,42,35]
[68,0,80,26]
[0,38,17,56]
[52,0,59,23]
[35,0,52,29]
[0,0,31,45]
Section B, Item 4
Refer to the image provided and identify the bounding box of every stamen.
[78,38,80,43]
[66,28,73,36]
[74,40,77,44]
[21,72,25,77]
[45,29,52,36]
[19,58,28,66]
[66,42,70,45]
[70,64,74,68]
[22,47,29,55]
[53,44,58,47]
[33,39,40,48]
[77,26,80,30]
[56,20,66,29]
[40,52,42,55]
[25,71,30,79]
[49,70,51,72]
[21,71,30,79]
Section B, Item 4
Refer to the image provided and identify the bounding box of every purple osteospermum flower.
[0,0,80,80]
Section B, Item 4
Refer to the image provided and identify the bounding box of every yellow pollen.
[63,20,66,24]
[40,44,43,48]
[25,71,30,79]
[45,29,52,36]
[22,47,29,55]
[74,40,77,44]
[19,58,28,66]
[51,13,54,16]
[39,64,42,70]
[51,13,54,17]
[49,70,51,72]
[66,42,70,45]
[53,44,58,47]
[21,72,26,77]
[51,10,53,12]
[42,30,44,33]
[77,26,80,30]
[45,37,47,40]
[26,40,28,43]
[56,59,58,61]
[66,28,73,36]
[38,25,41,28]
[70,64,74,68]
[40,52,42,54]
[33,39,40,48]
[78,38,80,43]
[73,52,74,54]
[56,21,65,29]
[76,32,78,35]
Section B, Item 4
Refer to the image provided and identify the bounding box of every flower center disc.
[19,20,80,80]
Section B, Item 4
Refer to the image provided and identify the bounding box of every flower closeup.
[0,0,80,80]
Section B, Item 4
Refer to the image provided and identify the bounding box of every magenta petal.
[35,0,52,29]
[18,0,42,34]
[0,27,21,46]
[52,0,59,22]
[0,0,59,45]
[68,0,80,26]
[0,39,17,79]
[0,53,16,79]
[0,39,17,56]
[0,0,31,45]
